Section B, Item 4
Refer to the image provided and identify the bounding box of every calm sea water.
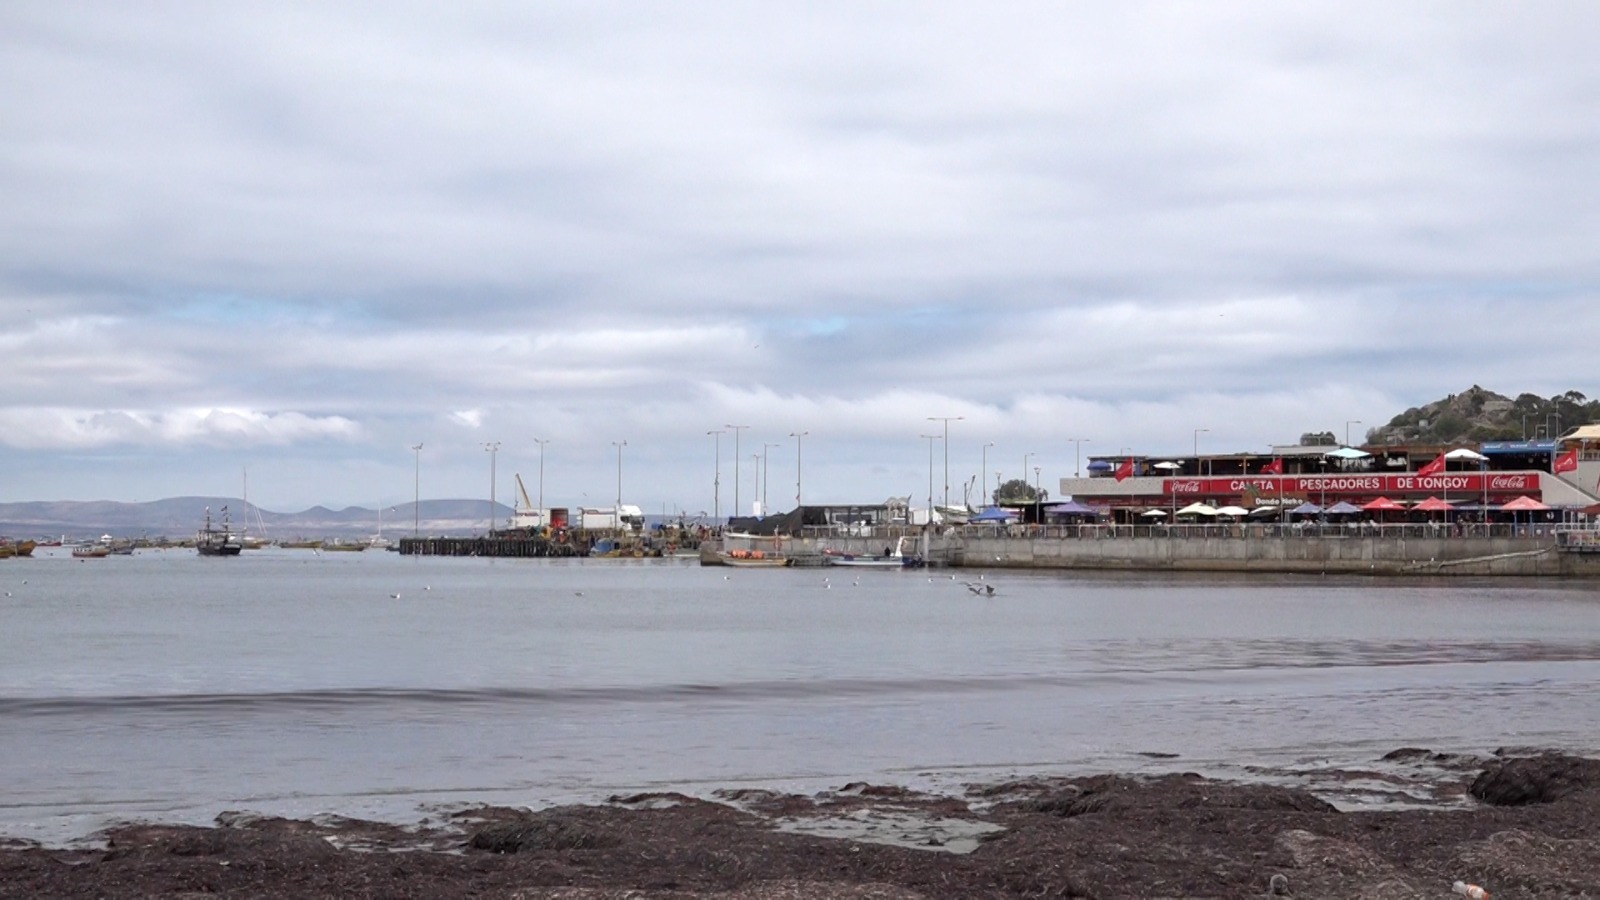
[3,546,1598,845]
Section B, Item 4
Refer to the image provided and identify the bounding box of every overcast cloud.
[4,2,1597,515]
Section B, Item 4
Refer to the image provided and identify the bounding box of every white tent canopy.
[1324,446,1371,460]
[1174,502,1218,516]
[1443,447,1488,461]
[1214,505,1250,517]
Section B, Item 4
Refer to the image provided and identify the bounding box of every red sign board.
[1164,473,1540,498]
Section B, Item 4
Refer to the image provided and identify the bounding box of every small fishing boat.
[823,536,924,569]
[71,543,111,559]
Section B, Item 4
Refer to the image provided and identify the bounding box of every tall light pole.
[411,443,422,538]
[612,440,627,517]
[706,430,724,522]
[1068,438,1089,478]
[1034,465,1042,497]
[482,441,500,536]
[927,416,963,510]
[1193,428,1209,476]
[922,434,939,525]
[791,431,808,505]
[1345,420,1361,448]
[981,441,995,506]
[533,438,550,525]
[726,424,748,518]
[1022,452,1034,496]
[753,454,761,514]
[763,442,780,516]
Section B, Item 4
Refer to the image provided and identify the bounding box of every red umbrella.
[1500,495,1550,512]
[1361,497,1406,512]
[1412,496,1455,512]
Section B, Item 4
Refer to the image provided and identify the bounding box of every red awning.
[1412,496,1456,512]
[1361,497,1406,512]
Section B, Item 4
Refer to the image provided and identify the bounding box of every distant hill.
[0,497,513,541]
[1364,386,1597,446]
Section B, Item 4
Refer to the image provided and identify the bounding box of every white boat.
[823,536,924,569]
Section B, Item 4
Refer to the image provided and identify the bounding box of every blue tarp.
[970,507,1019,522]
[1044,500,1099,516]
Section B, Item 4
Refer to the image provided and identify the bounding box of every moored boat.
[823,536,924,569]
[1,539,37,558]
[718,549,790,567]
[196,507,243,557]
[71,543,111,559]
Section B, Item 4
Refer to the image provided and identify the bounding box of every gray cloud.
[3,2,1596,510]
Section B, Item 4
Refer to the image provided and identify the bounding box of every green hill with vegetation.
[1360,386,1597,446]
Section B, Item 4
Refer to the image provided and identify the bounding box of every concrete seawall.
[945,532,1598,576]
[794,526,1600,576]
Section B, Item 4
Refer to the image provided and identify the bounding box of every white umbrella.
[1324,446,1372,460]
[1214,505,1250,517]
[1443,447,1488,461]
[1175,502,1218,516]
[1151,461,1183,471]
[1140,509,1169,518]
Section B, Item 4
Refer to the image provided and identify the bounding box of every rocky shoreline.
[4,750,1599,898]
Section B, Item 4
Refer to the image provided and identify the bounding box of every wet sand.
[3,750,1598,898]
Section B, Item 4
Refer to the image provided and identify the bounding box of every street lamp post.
[482,441,500,536]
[790,431,808,505]
[1022,452,1034,496]
[1345,420,1362,448]
[533,438,550,526]
[1193,428,1209,476]
[753,454,761,513]
[922,434,938,525]
[612,440,627,522]
[706,430,724,522]
[1068,438,1089,478]
[927,416,962,511]
[411,443,422,538]
[726,425,748,518]
[981,442,994,506]
[763,443,780,516]
[1034,465,1041,497]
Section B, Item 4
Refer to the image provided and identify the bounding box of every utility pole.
[411,443,422,538]
[791,431,808,505]
[726,424,748,517]
[533,438,549,525]
[706,430,724,522]
[927,416,962,511]
[482,441,500,536]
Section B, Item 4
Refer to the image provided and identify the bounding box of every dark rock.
[1470,753,1600,806]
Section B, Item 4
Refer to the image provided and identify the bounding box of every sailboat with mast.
[195,506,243,556]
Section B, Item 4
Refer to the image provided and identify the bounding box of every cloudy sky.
[4,2,1597,516]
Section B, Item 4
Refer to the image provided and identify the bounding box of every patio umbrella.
[1214,505,1250,517]
[1412,496,1455,513]
[1500,495,1549,512]
[1140,509,1169,518]
[1324,447,1372,460]
[1324,501,1362,516]
[1289,501,1323,516]
[1361,497,1406,512]
[1174,502,1218,516]
[1443,447,1488,461]
[1151,461,1183,472]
